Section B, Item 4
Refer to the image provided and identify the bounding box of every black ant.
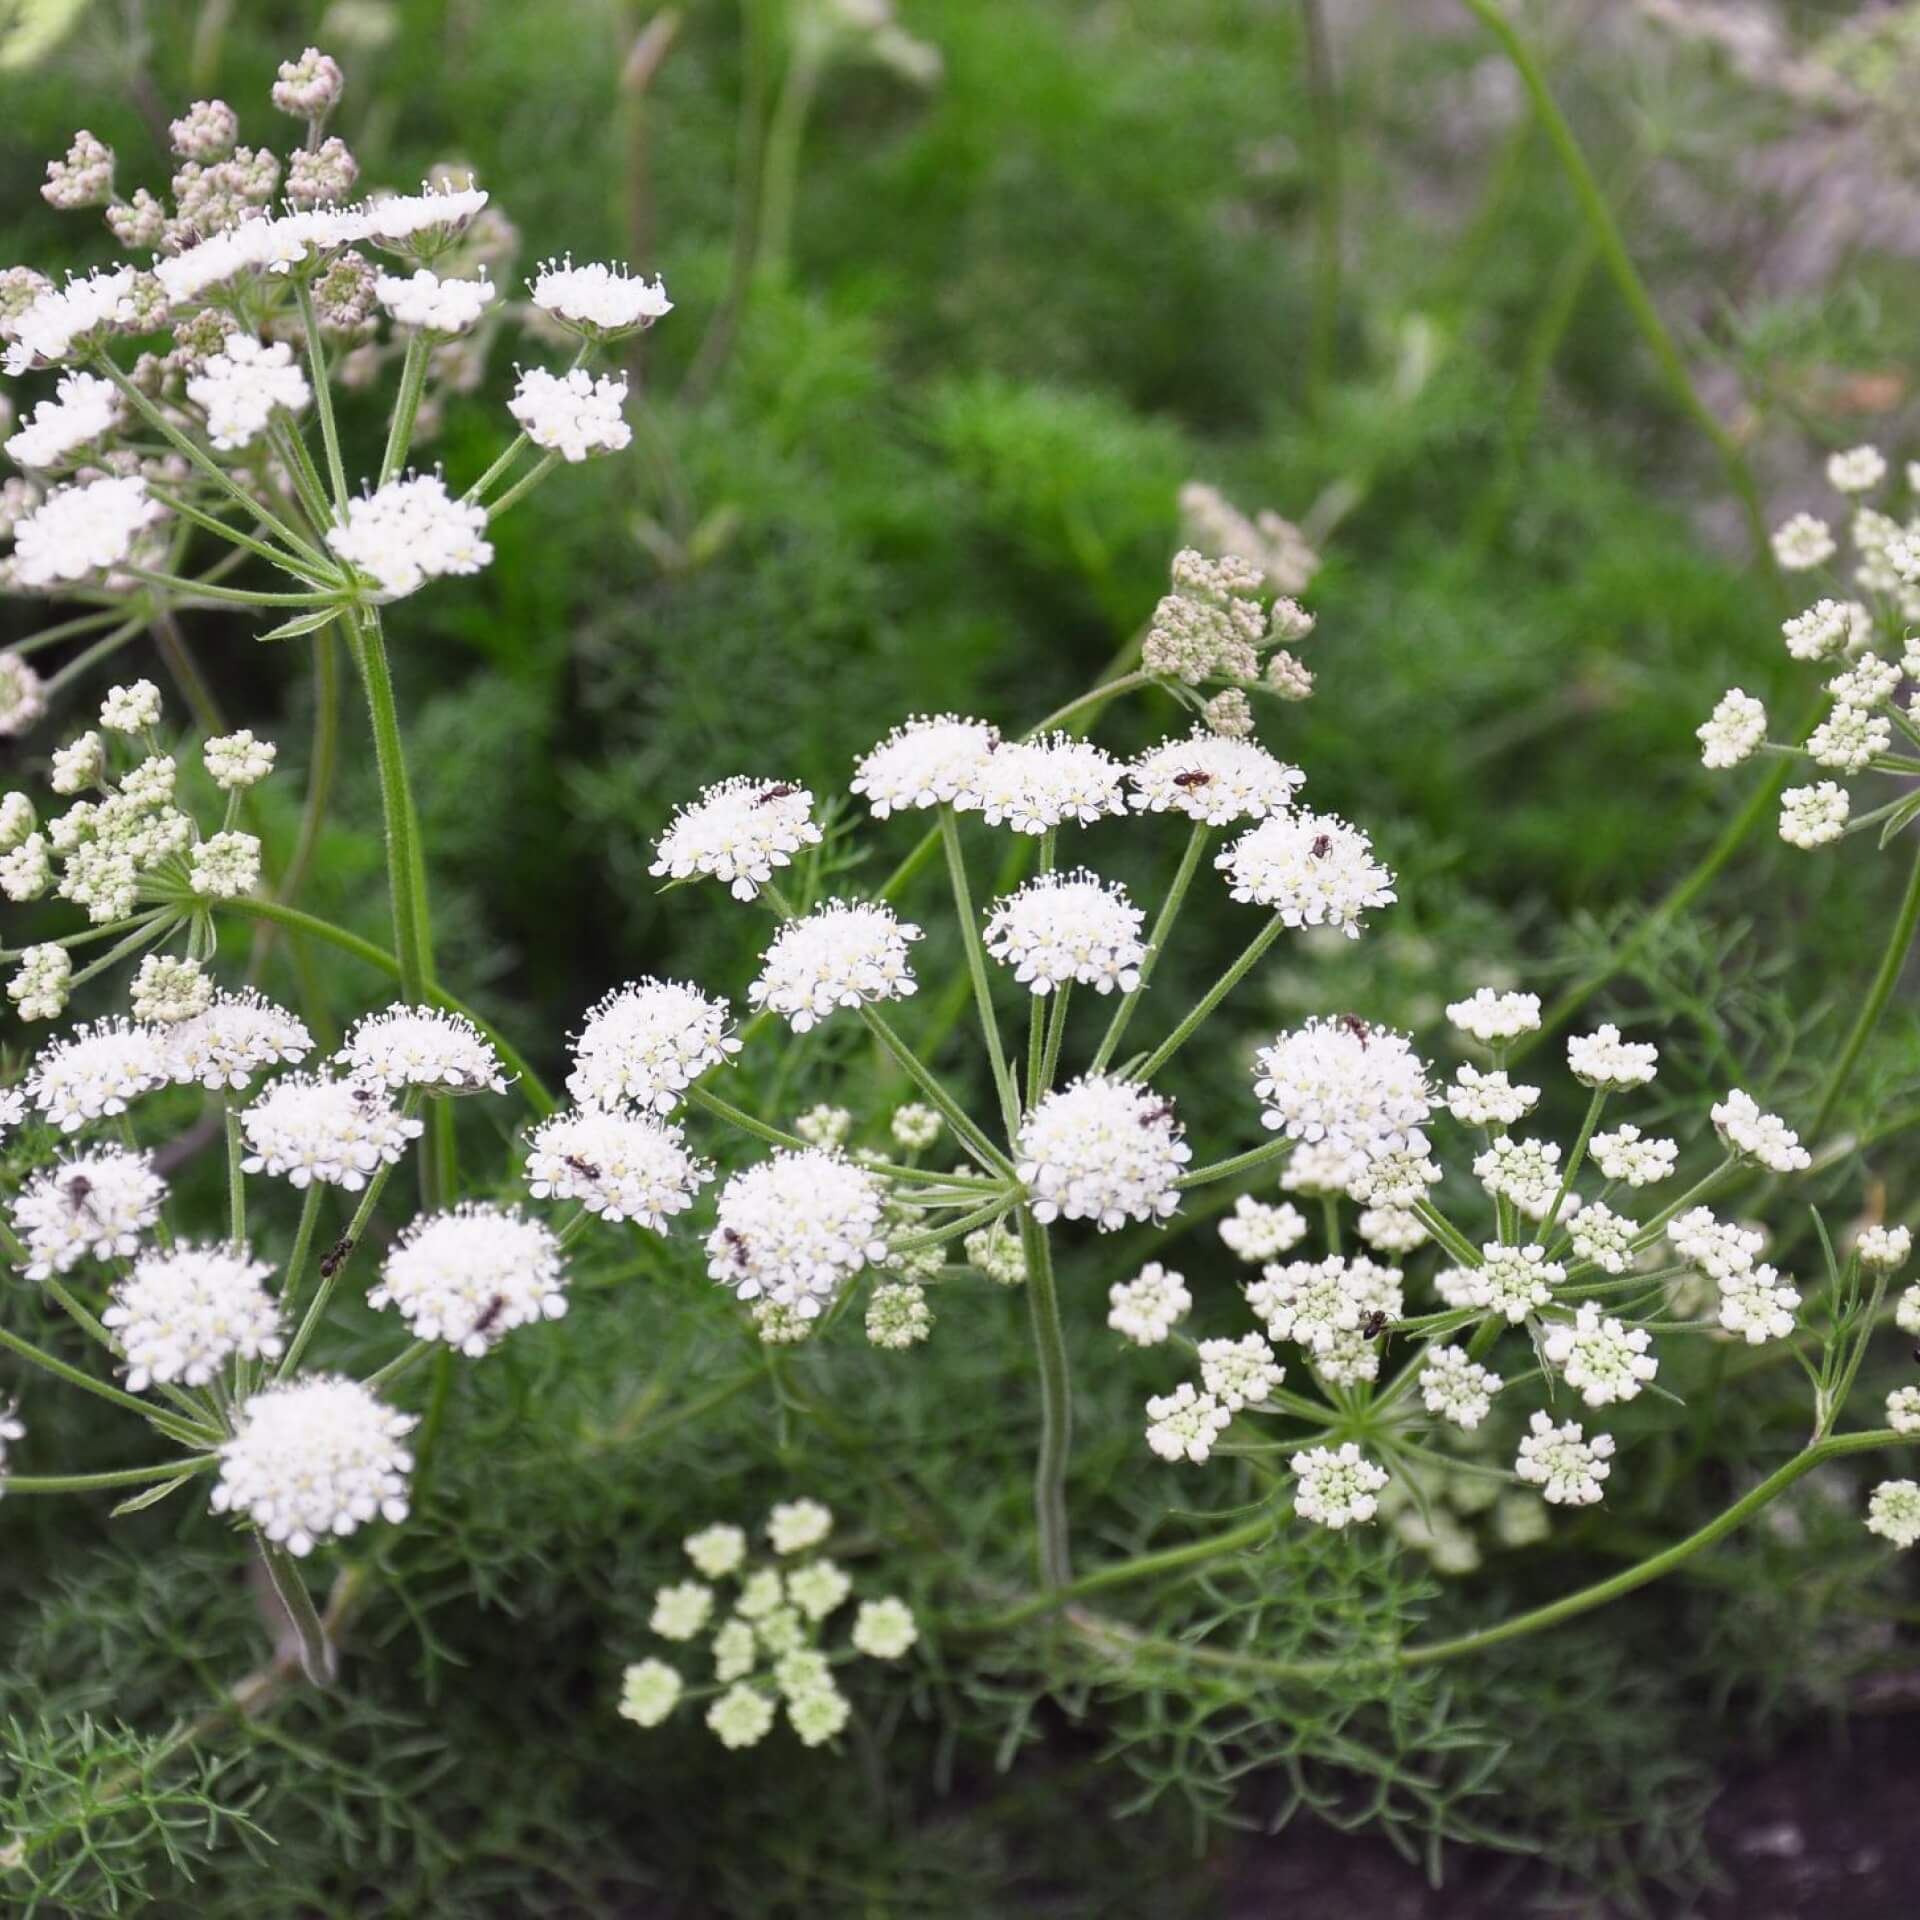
[755,783,799,806]
[62,1174,97,1219]
[350,1083,378,1106]
[1138,1101,1177,1129]
[1171,769,1212,789]
[563,1154,603,1182]
[1309,834,1332,858]
[1338,1014,1371,1046]
[720,1227,750,1266]
[470,1295,509,1337]
[318,1236,354,1280]
[1359,1310,1390,1341]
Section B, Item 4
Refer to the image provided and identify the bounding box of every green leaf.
[110,1472,198,1518]
[257,606,345,643]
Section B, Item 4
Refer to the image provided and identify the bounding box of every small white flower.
[506,365,630,461]
[272,46,344,116]
[767,1499,834,1555]
[529,256,671,337]
[369,1203,567,1355]
[1441,1242,1563,1322]
[3,371,120,470]
[103,1243,283,1390]
[866,1280,932,1349]
[1710,1089,1810,1173]
[568,977,741,1113]
[1249,1253,1401,1351]
[1290,1443,1388,1528]
[1782,598,1868,662]
[1197,1332,1283,1410]
[1514,1410,1614,1506]
[983,868,1144,995]
[967,732,1127,833]
[1216,808,1394,937]
[1017,1076,1188,1230]
[1717,1263,1800,1344]
[375,267,496,332]
[1771,511,1836,571]
[795,1105,853,1149]
[851,1596,918,1659]
[1127,730,1304,825]
[889,1103,941,1151]
[1698,689,1766,770]
[1543,1302,1657,1407]
[619,1658,683,1728]
[25,1018,167,1133]
[185,336,311,449]
[10,1146,166,1277]
[1887,1386,1920,1435]
[748,900,922,1032]
[1218,1194,1308,1262]
[527,1106,712,1230]
[6,940,68,1017]
[707,1152,889,1316]
[1566,1023,1658,1090]
[650,1581,714,1641]
[211,1375,415,1556]
[1445,987,1541,1044]
[3,266,141,375]
[0,792,34,850]
[1865,1479,1920,1550]
[204,730,277,789]
[1356,1204,1427,1254]
[1807,705,1890,773]
[1827,653,1901,710]
[1,656,50,740]
[965,1221,1027,1285]
[1472,1136,1562,1218]
[1569,1201,1640,1274]
[1827,444,1886,494]
[12,475,163,588]
[1251,1018,1432,1180]
[1419,1346,1501,1430]
[1779,782,1849,850]
[162,990,313,1090]
[239,1071,423,1190]
[357,182,491,250]
[685,1524,748,1578]
[189,829,262,898]
[337,1005,508,1095]
[1857,1224,1911,1273]
[1106,1262,1191,1345]
[707,1683,777,1749]
[849,714,999,817]
[1445,1063,1539,1127]
[1898,1285,1920,1336]
[737,1570,784,1618]
[129,954,213,1024]
[326,474,493,599]
[651,775,821,901]
[1144,1382,1231,1463]
[1590,1124,1677,1187]
[1343,1145,1444,1208]
[1669,1207,1764,1280]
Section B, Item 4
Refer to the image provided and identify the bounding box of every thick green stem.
[1018,1208,1074,1590]
[1811,832,1920,1141]
[226,1105,247,1250]
[1092,821,1209,1074]
[1137,911,1286,1081]
[256,1537,338,1686]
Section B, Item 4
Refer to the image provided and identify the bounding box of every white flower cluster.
[567,977,741,1113]
[238,1072,423,1190]
[651,776,821,900]
[850,715,1001,816]
[705,1150,889,1318]
[1127,731,1303,825]
[1291,1443,1388,1529]
[184,334,311,449]
[1542,1302,1657,1407]
[1217,1193,1308,1262]
[1446,988,1541,1044]
[1017,1076,1188,1230]
[1251,1018,1431,1190]
[1565,1023,1658,1090]
[1106,1261,1191,1345]
[326,474,493,599]
[1514,1411,1614,1506]
[369,1203,566,1355]
[1709,1088,1810,1173]
[103,1244,283,1390]
[984,869,1144,996]
[4,370,119,470]
[530,256,672,337]
[525,1106,711,1230]
[748,900,922,1031]
[1216,809,1394,937]
[337,1005,508,1095]
[1144,1381,1233,1463]
[12,474,163,587]
[374,267,496,332]
[10,1146,166,1277]
[507,366,631,460]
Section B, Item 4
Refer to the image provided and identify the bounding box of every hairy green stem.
[1019,1208,1074,1590]
[378,332,431,486]
[0,1456,218,1495]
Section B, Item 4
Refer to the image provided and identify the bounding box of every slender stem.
[860,1006,1016,1178]
[271,1185,328,1371]
[1175,1135,1294,1191]
[122,567,339,609]
[1037,982,1072,1107]
[366,1339,433,1391]
[7,606,125,657]
[1092,821,1209,1074]
[0,1457,217,1495]
[1137,911,1286,1081]
[1411,1199,1484,1271]
[226,1105,247,1250]
[278,1151,404,1380]
[463,431,529,505]
[145,483,327,583]
[0,1323,218,1438]
[378,332,431,486]
[758,38,823,277]
[294,275,349,512]
[256,1537,338,1686]
[1539,1085,1606,1239]
[251,621,341,985]
[1018,1208,1074,1591]
[38,616,146,697]
[484,451,561,521]
[1811,833,1920,1141]
[939,810,1023,1144]
[888,1193,1016,1257]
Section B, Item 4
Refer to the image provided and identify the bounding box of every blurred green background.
[6,1,1920,1913]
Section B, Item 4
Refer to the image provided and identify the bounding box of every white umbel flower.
[211,1375,415,1557]
[1710,1089,1810,1173]
[528,256,671,337]
[162,990,313,1090]
[850,714,999,817]
[1866,1480,1920,1549]
[326,474,493,599]
[337,1005,508,1095]
[967,733,1127,833]
[204,730,277,789]
[370,1203,567,1355]
[889,1103,941,1150]
[767,1499,833,1554]
[506,365,630,460]
[1779,782,1849,849]
[1858,1225,1912,1273]
[983,868,1144,995]
[1514,1411,1614,1506]
[103,1243,283,1390]
[748,900,922,1032]
[12,475,163,587]
[2,266,140,375]
[1248,1253,1401,1352]
[1218,1193,1308,1262]
[1357,1204,1427,1253]
[11,1147,166,1278]
[239,1072,423,1190]
[189,830,262,897]
[1439,1242,1562,1322]
[1,657,50,739]
[1127,730,1304,825]
[1197,1332,1284,1410]
[26,1018,167,1132]
[1887,1387,1920,1435]
[794,1104,851,1148]
[1144,1382,1231,1463]
[6,941,68,1017]
[1445,987,1543,1044]
[1668,1207,1764,1280]
[706,1151,888,1317]
[525,1107,711,1230]
[1543,1302,1657,1407]
[1827,653,1901,710]
[1472,1136,1562,1218]
[130,954,213,1024]
[1105,1261,1191,1345]
[568,978,740,1113]
[1419,1346,1501,1430]
[684,1524,747,1578]
[1016,1076,1188,1230]
[866,1281,931,1348]
[1252,1019,1431,1178]
[1807,705,1890,773]
[1827,444,1886,493]
[4,371,120,469]
[851,1597,918,1659]
[50,733,104,795]
[619,1659,683,1728]
[1215,809,1394,937]
[1566,1024,1658,1090]
[185,335,311,449]
[1291,1443,1387,1528]
[1782,599,1867,662]
[1445,1064,1539,1127]
[1590,1124,1677,1187]
[374,268,496,332]
[650,775,821,901]
[1717,1263,1800,1344]
[358,182,490,249]
[1568,1201,1639,1274]
[1698,689,1766,770]
[1770,511,1835,571]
